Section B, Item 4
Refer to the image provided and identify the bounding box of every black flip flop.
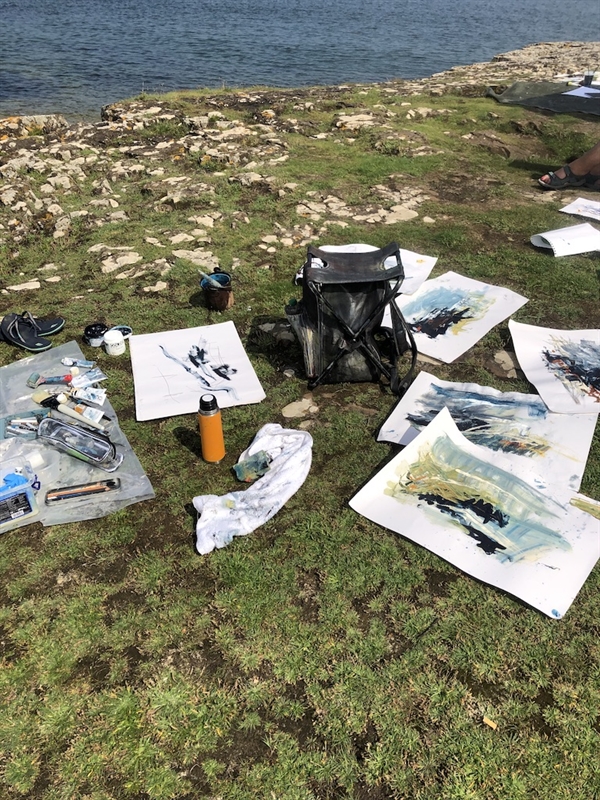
[19,310,65,336]
[0,313,53,352]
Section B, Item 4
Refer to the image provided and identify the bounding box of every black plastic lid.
[199,394,218,412]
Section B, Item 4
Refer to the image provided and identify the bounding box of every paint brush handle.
[43,374,72,385]
[45,478,121,503]
[56,403,106,432]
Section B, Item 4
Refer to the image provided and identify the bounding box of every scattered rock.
[487,349,523,379]
[6,279,41,291]
[281,397,315,418]
[143,281,168,293]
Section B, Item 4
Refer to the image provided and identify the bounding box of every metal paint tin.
[83,322,109,347]
[200,271,234,311]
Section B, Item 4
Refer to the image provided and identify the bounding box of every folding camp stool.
[287,242,417,393]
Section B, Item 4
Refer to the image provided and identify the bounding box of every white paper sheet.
[351,408,600,619]
[530,222,600,256]
[509,320,600,414]
[129,321,266,421]
[562,86,600,98]
[560,197,600,223]
[377,370,597,491]
[394,271,528,363]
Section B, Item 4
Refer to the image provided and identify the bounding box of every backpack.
[286,242,417,394]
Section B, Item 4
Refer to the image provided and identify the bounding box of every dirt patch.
[456,669,505,704]
[425,568,461,598]
[293,567,323,623]
[528,687,556,738]
[429,172,502,204]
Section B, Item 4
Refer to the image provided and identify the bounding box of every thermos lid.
[199,394,218,413]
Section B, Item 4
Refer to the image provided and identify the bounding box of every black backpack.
[286,242,417,394]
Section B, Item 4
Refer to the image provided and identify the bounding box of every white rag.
[193,423,313,554]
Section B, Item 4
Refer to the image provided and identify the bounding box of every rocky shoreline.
[1,41,598,136]
[0,40,598,294]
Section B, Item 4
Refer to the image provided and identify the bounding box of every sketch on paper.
[129,321,266,421]
[159,340,240,401]
[351,408,600,618]
[397,272,528,363]
[377,371,597,491]
[405,286,491,338]
[509,319,600,414]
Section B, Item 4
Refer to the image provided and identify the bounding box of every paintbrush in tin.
[199,271,224,290]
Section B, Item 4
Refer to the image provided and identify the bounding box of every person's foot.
[538,164,587,190]
[584,173,600,190]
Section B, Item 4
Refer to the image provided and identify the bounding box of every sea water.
[0,0,596,118]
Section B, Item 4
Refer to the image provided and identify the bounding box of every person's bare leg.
[540,140,600,185]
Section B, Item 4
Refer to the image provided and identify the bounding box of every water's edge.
[1,41,598,124]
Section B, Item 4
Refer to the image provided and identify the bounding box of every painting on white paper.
[560,197,600,223]
[395,271,528,363]
[378,371,597,491]
[509,320,600,414]
[296,242,436,297]
[129,320,266,421]
[352,408,600,619]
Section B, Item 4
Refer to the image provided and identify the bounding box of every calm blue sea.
[0,0,598,119]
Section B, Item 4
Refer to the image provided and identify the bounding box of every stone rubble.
[0,41,597,294]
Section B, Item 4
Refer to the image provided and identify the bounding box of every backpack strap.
[388,302,417,395]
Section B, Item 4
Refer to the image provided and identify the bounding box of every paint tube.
[71,386,107,405]
[61,357,96,369]
[71,368,108,389]
[71,403,105,425]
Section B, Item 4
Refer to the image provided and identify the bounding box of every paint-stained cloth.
[193,423,313,554]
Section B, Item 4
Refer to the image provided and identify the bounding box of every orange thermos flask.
[198,394,226,463]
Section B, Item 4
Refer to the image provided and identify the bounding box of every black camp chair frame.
[302,242,417,392]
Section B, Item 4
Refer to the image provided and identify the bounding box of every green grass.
[0,83,599,800]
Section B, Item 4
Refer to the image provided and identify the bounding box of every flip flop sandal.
[18,310,65,336]
[538,164,586,190]
[0,313,53,352]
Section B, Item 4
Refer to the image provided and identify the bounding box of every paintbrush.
[45,478,121,503]
[27,371,73,389]
[199,271,224,290]
[31,390,106,432]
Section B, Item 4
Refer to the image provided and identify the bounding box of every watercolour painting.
[395,272,528,363]
[560,196,600,223]
[509,320,600,414]
[296,242,437,296]
[351,408,600,618]
[129,321,266,421]
[377,371,597,491]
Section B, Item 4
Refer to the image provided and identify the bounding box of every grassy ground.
[0,84,599,800]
